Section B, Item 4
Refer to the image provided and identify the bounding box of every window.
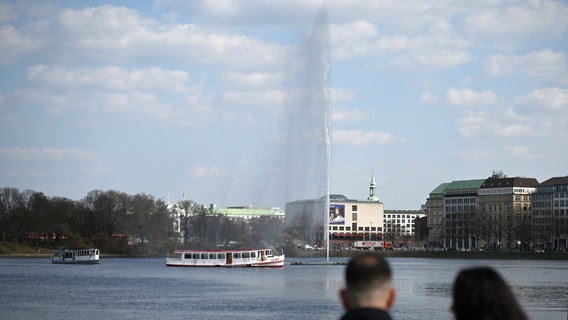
[209,253,217,259]
[192,253,200,259]
[242,252,250,258]
[219,253,227,259]
[352,212,357,221]
[233,253,241,259]
[201,253,208,259]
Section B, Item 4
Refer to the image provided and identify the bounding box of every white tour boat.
[166,248,285,268]
[52,248,100,264]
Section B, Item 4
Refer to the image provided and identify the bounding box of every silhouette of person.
[452,267,528,320]
[339,253,396,320]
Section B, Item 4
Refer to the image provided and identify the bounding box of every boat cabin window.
[209,253,217,259]
[251,252,256,258]
[233,252,241,259]
[192,253,200,259]
[242,252,250,258]
[184,253,191,259]
[201,253,208,259]
[218,253,226,259]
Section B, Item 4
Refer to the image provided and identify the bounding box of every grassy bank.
[0,242,159,258]
[0,241,52,257]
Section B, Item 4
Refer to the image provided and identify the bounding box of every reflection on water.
[0,257,566,320]
[389,257,568,320]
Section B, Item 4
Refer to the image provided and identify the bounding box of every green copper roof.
[430,182,451,195]
[213,207,285,217]
[445,179,486,190]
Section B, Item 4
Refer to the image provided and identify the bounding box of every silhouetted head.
[452,267,528,320]
[340,253,396,310]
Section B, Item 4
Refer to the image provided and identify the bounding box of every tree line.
[0,187,306,256]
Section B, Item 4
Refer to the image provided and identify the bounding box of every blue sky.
[1,0,567,210]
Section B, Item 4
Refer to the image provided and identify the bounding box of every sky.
[1,0,567,210]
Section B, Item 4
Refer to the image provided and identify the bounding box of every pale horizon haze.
[1,0,567,210]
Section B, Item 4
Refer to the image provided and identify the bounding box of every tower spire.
[367,170,379,201]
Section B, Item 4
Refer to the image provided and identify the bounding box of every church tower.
[367,170,379,201]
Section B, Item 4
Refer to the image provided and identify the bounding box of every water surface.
[0,257,566,320]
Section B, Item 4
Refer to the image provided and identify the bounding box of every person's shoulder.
[340,308,392,320]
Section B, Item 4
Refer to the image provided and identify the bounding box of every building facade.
[285,172,385,246]
[426,182,449,247]
[426,171,548,251]
[383,210,426,241]
[443,179,486,250]
[477,174,538,250]
[532,176,568,251]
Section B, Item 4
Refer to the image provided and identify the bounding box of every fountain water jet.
[280,7,332,262]
[224,6,332,262]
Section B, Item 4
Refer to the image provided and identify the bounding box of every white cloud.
[446,88,497,106]
[519,87,568,111]
[330,87,357,103]
[421,91,440,104]
[381,48,473,70]
[0,147,100,162]
[332,107,371,123]
[155,0,322,26]
[1,4,291,70]
[191,165,231,177]
[330,20,378,59]
[13,65,214,127]
[0,25,40,65]
[221,90,284,107]
[457,108,534,139]
[222,72,283,88]
[26,65,191,93]
[333,129,395,146]
[457,111,487,136]
[504,145,536,159]
[483,50,568,85]
[461,1,568,44]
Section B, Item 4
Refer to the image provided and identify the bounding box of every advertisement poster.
[329,204,345,225]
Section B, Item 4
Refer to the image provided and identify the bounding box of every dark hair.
[345,253,391,293]
[452,267,528,320]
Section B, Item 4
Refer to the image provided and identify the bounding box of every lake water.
[0,257,566,320]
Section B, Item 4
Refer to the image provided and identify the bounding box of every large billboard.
[329,204,345,225]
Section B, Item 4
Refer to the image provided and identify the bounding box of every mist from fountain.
[279,7,331,260]
[224,7,331,260]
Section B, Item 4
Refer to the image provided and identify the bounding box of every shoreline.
[2,250,567,260]
[293,249,568,260]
